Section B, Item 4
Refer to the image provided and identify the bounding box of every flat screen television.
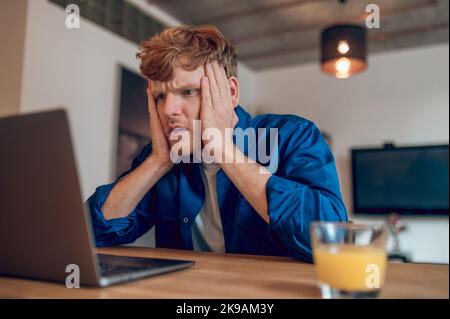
[351,144,449,215]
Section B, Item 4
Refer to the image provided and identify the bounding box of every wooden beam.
[371,22,449,42]
[198,0,328,24]
[232,0,439,44]
[145,0,176,4]
[240,22,449,62]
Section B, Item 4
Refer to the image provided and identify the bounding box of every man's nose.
[162,94,183,118]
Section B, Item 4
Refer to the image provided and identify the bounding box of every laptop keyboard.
[99,262,151,277]
[96,254,194,282]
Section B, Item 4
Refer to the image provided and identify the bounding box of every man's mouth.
[170,127,188,134]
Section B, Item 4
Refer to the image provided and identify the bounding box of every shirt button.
[183,217,189,224]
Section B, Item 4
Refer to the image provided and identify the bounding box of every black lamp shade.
[321,24,367,78]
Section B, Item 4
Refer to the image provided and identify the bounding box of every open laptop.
[0,109,194,287]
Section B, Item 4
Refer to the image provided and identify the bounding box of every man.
[86,25,347,262]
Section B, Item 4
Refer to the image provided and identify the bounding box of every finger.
[146,88,163,131]
[205,62,221,110]
[146,87,156,117]
[221,65,232,102]
[146,87,155,111]
[222,70,233,110]
[211,61,228,100]
[201,76,213,113]
[212,61,233,111]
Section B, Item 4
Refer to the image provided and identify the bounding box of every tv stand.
[386,213,411,262]
[389,252,412,263]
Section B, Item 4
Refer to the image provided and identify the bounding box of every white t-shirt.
[191,163,225,253]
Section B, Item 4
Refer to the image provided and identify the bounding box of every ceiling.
[145,0,449,71]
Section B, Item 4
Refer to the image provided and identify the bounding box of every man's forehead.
[151,64,204,92]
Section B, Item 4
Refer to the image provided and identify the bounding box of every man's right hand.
[147,85,173,173]
[101,86,173,220]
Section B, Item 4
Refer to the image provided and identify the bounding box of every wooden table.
[0,246,447,298]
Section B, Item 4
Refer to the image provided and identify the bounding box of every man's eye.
[156,94,166,101]
[182,89,198,96]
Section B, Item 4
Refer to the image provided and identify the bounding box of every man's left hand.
[200,61,238,162]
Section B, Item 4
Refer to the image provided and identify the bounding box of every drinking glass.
[310,222,389,299]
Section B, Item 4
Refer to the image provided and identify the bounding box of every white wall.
[254,44,449,263]
[20,0,256,201]
[0,0,27,117]
[21,0,140,200]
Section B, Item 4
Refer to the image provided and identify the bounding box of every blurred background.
[1,0,448,263]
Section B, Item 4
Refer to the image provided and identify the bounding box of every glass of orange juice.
[310,222,389,299]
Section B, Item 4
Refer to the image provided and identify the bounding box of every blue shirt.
[86,106,347,262]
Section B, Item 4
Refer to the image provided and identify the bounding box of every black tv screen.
[351,144,449,215]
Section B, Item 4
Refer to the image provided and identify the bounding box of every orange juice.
[313,244,387,292]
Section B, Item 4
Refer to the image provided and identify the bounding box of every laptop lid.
[0,109,100,286]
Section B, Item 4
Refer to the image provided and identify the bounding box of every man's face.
[149,62,205,154]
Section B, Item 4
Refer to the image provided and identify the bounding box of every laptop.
[0,109,194,287]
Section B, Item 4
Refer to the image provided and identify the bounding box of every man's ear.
[228,76,240,108]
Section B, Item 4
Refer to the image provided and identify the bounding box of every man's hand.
[201,61,270,223]
[147,84,173,172]
[101,86,173,220]
[201,61,238,162]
